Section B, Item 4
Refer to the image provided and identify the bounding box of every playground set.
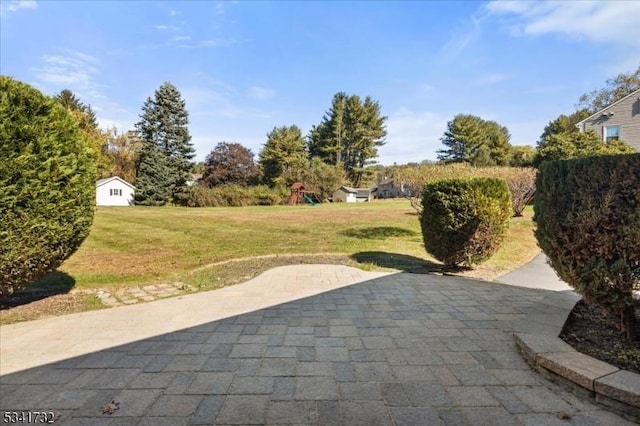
[288,182,322,205]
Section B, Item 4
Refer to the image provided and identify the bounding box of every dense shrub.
[420,178,512,267]
[534,130,635,166]
[477,167,537,217]
[0,76,97,298]
[535,154,640,340]
[186,184,288,207]
[395,163,535,217]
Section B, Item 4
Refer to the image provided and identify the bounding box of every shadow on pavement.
[350,251,470,274]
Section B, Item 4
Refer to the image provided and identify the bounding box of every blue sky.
[2,1,639,165]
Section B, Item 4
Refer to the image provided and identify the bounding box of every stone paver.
[0,265,635,424]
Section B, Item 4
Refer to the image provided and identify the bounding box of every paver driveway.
[0,269,632,425]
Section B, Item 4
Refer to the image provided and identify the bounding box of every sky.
[1,1,639,165]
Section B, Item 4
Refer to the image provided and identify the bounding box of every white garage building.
[96,176,136,206]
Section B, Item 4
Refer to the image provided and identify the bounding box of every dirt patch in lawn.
[560,299,640,374]
[0,291,103,325]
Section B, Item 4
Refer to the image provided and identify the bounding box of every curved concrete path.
[495,253,571,291]
[0,259,632,424]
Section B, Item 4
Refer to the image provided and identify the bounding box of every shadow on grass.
[351,251,471,274]
[0,271,76,309]
[342,226,417,240]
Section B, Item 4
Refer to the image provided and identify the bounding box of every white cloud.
[474,73,510,86]
[2,0,37,14]
[438,14,484,64]
[172,35,191,42]
[169,9,179,17]
[486,0,640,47]
[379,108,449,164]
[194,38,236,48]
[247,85,276,101]
[216,2,225,15]
[182,82,272,122]
[416,83,434,93]
[34,52,102,99]
[32,50,131,131]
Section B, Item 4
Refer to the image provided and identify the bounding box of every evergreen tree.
[259,125,308,187]
[538,109,591,143]
[54,89,111,177]
[135,82,194,205]
[134,143,173,206]
[309,93,386,186]
[437,114,512,166]
[1,77,96,297]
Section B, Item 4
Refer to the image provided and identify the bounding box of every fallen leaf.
[101,399,120,415]
[556,411,571,420]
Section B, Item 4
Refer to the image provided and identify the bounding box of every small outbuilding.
[332,186,373,203]
[96,176,136,206]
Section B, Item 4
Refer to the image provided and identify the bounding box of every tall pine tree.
[259,125,308,187]
[437,114,511,166]
[308,92,386,186]
[134,143,173,206]
[54,89,111,177]
[135,82,195,205]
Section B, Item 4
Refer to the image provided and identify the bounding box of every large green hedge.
[535,153,640,340]
[0,76,97,298]
[420,178,512,267]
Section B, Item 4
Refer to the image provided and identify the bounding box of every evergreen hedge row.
[420,178,512,267]
[535,153,640,340]
[0,76,97,298]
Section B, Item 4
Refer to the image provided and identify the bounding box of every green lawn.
[46,199,539,291]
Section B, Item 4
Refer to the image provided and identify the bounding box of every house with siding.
[575,88,640,152]
[375,178,418,199]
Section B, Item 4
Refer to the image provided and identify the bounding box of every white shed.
[333,186,358,203]
[332,186,373,203]
[96,176,136,206]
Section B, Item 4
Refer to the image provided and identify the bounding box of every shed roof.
[96,176,136,190]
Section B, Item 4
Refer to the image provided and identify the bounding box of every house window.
[604,125,620,142]
[110,188,122,196]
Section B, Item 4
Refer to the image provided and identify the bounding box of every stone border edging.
[512,291,640,421]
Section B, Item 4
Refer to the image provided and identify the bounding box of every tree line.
[55,66,639,206]
[438,66,639,168]
[58,85,388,205]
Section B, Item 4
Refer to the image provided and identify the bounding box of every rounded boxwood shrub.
[0,76,97,298]
[420,177,512,267]
[535,153,640,340]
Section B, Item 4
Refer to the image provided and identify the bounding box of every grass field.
[46,199,539,290]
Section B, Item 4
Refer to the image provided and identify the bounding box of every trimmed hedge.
[420,177,512,267]
[535,153,640,340]
[0,76,97,298]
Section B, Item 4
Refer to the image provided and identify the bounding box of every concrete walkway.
[495,253,571,291]
[0,258,632,424]
[0,265,391,375]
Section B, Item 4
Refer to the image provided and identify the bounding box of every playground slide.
[303,194,318,206]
